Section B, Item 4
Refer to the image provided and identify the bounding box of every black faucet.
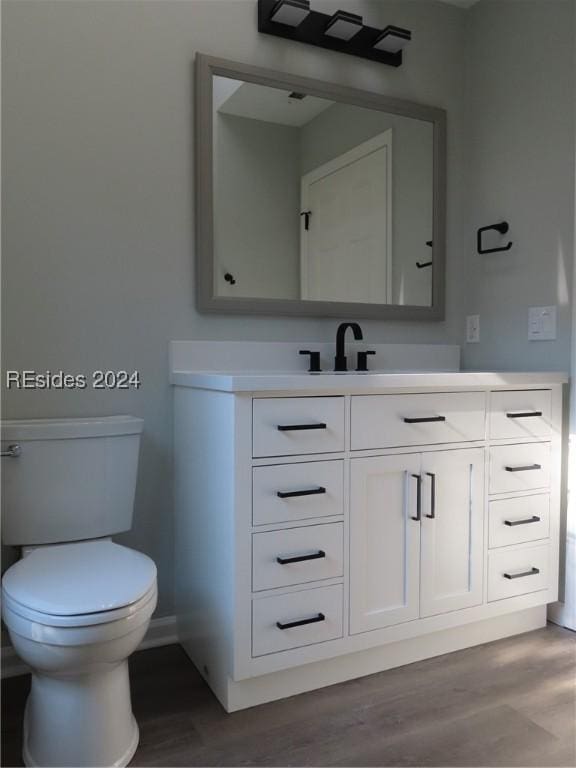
[334,322,363,372]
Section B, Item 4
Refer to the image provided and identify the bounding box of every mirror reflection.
[213,75,434,307]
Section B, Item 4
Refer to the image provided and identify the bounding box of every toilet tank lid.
[1,416,144,441]
[2,541,157,616]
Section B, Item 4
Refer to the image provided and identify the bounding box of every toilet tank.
[1,416,144,546]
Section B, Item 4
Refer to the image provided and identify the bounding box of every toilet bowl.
[2,540,157,767]
[1,416,157,767]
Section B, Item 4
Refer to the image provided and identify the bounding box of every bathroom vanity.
[172,341,566,712]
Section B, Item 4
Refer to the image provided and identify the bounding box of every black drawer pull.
[504,516,541,527]
[426,472,436,519]
[276,550,326,565]
[277,423,327,432]
[403,416,446,424]
[506,411,543,419]
[277,487,326,499]
[503,567,540,580]
[276,613,325,630]
[505,464,542,472]
[411,474,422,521]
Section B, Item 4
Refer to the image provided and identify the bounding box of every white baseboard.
[1,614,178,679]
[139,614,178,650]
[548,601,576,631]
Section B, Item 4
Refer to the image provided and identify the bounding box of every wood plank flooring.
[2,624,574,767]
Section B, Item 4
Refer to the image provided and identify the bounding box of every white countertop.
[171,370,569,394]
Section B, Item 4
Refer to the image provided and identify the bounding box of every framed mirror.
[195,54,446,319]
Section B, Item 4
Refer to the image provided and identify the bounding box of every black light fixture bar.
[258,0,407,67]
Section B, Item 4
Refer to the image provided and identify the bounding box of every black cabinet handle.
[504,516,541,527]
[426,472,436,519]
[277,486,326,499]
[403,416,446,424]
[276,613,325,630]
[276,550,326,565]
[504,464,542,472]
[277,423,327,432]
[503,567,540,580]
[411,474,422,521]
[506,411,543,419]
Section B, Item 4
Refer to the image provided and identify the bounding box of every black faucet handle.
[356,350,376,372]
[299,350,322,373]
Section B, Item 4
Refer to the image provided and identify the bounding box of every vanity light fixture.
[258,0,410,66]
[324,10,363,41]
[373,25,412,54]
[269,0,311,27]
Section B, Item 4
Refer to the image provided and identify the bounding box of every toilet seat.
[2,585,157,647]
[2,540,157,618]
[2,582,158,628]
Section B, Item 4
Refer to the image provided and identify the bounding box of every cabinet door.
[350,454,421,634]
[420,448,484,617]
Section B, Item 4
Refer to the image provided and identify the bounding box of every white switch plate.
[528,306,557,341]
[466,314,480,343]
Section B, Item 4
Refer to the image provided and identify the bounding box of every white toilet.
[1,416,157,768]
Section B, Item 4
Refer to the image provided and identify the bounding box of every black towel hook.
[477,221,513,254]
[416,240,433,268]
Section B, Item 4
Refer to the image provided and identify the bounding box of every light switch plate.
[466,315,480,343]
[528,306,557,341]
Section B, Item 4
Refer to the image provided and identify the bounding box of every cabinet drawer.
[490,390,552,440]
[252,522,344,591]
[253,398,345,458]
[490,443,551,494]
[488,544,549,602]
[252,584,343,657]
[351,392,486,450]
[253,461,343,526]
[489,495,550,548]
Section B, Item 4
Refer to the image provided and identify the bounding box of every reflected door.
[300,131,392,304]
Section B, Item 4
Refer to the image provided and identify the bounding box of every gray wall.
[2,0,468,617]
[460,0,575,628]
[214,113,301,299]
[461,0,575,371]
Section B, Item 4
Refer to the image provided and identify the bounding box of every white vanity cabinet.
[349,448,484,633]
[173,372,565,712]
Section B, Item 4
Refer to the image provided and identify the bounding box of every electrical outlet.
[466,314,480,343]
[528,306,557,341]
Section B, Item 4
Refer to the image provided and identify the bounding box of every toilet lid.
[2,541,157,616]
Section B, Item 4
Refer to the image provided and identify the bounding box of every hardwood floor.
[2,624,575,767]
